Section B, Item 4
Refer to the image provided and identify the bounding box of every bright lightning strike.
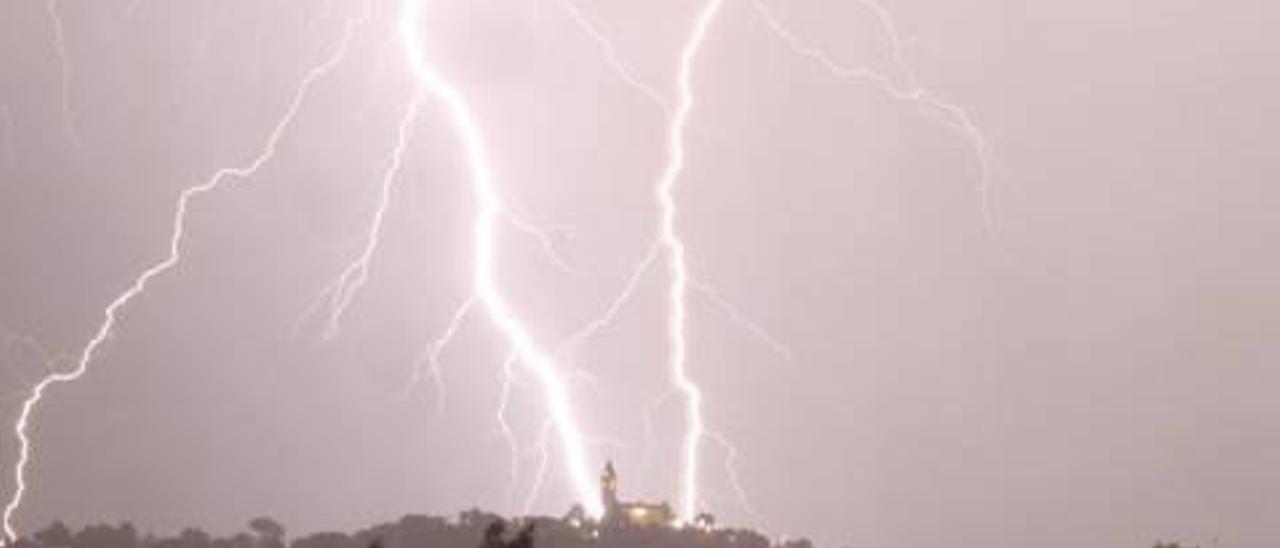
[0,9,368,543]
[398,0,601,517]
[0,0,1001,538]
[538,5,788,521]
[654,0,726,524]
[334,0,774,522]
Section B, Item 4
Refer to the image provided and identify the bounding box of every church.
[598,461,676,529]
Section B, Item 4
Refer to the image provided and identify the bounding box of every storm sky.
[1,1,1278,547]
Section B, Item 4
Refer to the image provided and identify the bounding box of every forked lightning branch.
[2,1,990,544]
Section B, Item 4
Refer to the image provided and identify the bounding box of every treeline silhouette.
[9,510,810,548]
[8,514,1205,548]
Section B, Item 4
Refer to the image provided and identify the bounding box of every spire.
[601,460,619,514]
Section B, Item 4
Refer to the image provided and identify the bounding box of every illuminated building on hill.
[599,461,677,529]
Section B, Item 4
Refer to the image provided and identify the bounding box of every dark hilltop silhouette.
[6,464,1202,548]
[8,464,810,548]
[8,510,798,548]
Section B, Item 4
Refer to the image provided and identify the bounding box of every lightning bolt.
[550,0,669,112]
[655,0,726,523]
[0,0,999,537]
[398,0,601,517]
[688,278,794,362]
[314,91,425,340]
[0,335,66,399]
[545,4,795,522]
[520,421,555,515]
[518,421,627,517]
[402,296,476,419]
[311,90,422,338]
[556,242,662,359]
[704,429,758,521]
[751,0,996,229]
[0,8,368,543]
[12,0,968,533]
[493,348,521,512]
[311,109,585,431]
[503,209,589,278]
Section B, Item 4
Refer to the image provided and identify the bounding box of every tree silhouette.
[507,523,534,548]
[480,520,506,548]
[74,523,137,548]
[248,518,285,548]
[32,522,72,548]
[15,509,812,548]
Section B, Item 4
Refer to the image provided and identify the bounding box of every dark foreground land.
[8,514,1207,548]
[10,511,813,548]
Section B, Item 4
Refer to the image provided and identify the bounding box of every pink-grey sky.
[1,1,1278,547]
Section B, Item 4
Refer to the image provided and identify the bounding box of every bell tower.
[600,460,619,516]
